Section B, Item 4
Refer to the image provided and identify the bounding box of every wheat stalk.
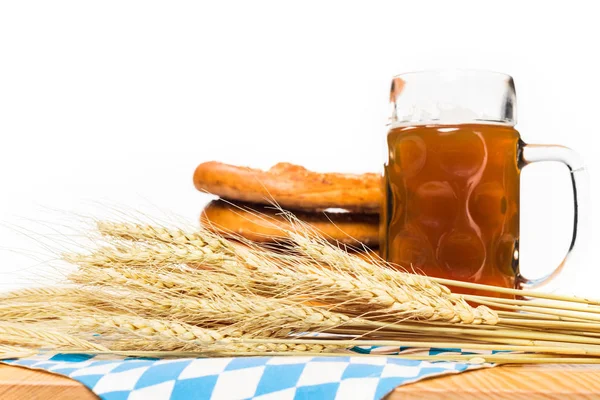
[65,268,352,335]
[126,292,350,333]
[84,222,497,325]
[290,232,448,295]
[63,241,236,269]
[0,344,36,360]
[97,221,232,249]
[240,252,495,325]
[0,344,31,353]
[4,218,600,363]
[0,302,96,322]
[69,265,247,295]
[0,322,108,352]
[288,232,499,324]
[432,277,600,305]
[70,315,343,354]
[0,286,89,301]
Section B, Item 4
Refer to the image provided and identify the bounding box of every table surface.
[2,363,600,400]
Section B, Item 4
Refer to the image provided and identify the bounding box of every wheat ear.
[0,344,36,360]
[0,287,90,301]
[80,221,497,325]
[0,302,101,322]
[97,221,232,248]
[0,322,108,352]
[72,315,343,354]
[291,233,448,294]
[240,250,496,325]
[94,220,277,272]
[66,267,350,334]
[93,221,462,322]
[69,265,247,295]
[63,240,235,268]
[116,290,349,334]
[289,233,497,324]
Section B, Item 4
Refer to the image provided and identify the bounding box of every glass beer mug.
[381,70,587,292]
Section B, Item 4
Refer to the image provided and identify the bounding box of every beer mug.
[381,70,587,292]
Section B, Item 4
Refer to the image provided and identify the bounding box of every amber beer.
[381,71,586,292]
[382,124,520,289]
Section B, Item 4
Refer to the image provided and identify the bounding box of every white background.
[0,1,598,294]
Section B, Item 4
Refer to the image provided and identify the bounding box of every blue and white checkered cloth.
[4,347,494,399]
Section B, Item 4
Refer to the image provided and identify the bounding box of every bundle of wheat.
[2,218,600,365]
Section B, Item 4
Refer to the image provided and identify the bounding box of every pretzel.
[200,199,380,246]
[193,161,381,213]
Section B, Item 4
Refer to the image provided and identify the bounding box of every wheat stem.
[247,337,600,357]
[467,297,600,322]
[498,318,600,331]
[432,277,600,305]
[463,294,600,315]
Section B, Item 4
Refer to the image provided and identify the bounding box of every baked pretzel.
[200,199,380,246]
[193,161,381,213]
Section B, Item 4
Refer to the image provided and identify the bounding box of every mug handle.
[518,143,589,289]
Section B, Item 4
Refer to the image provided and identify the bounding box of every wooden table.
[2,363,600,399]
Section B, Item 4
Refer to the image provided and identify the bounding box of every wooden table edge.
[0,364,97,400]
[389,363,600,399]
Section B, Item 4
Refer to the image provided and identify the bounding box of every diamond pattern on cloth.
[3,348,493,399]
